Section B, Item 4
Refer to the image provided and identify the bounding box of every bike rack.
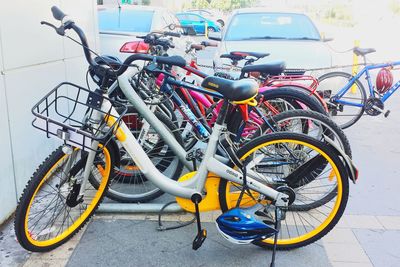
[97,203,183,213]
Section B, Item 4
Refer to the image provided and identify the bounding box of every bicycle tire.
[218,132,349,250]
[90,108,184,203]
[227,86,326,142]
[257,109,352,211]
[15,145,114,252]
[317,71,367,129]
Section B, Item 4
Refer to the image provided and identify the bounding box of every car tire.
[207,27,215,33]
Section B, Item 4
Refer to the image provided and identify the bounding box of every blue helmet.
[216,206,277,244]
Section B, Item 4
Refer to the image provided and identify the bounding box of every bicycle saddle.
[154,55,187,67]
[220,51,270,61]
[201,76,258,101]
[230,51,270,59]
[241,61,286,76]
[94,55,122,70]
[353,47,376,56]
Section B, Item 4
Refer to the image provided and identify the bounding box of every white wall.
[0,0,99,224]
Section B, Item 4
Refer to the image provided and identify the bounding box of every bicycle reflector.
[120,41,150,53]
[376,68,393,94]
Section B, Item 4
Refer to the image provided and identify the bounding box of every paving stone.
[353,229,400,267]
[66,219,332,267]
[323,228,359,244]
[342,215,384,229]
[0,219,31,267]
[331,261,374,267]
[376,216,400,230]
[323,243,371,263]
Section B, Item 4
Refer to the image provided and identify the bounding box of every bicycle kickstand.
[191,194,207,250]
[270,207,283,267]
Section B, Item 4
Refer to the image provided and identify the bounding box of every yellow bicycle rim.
[24,148,111,247]
[224,139,342,246]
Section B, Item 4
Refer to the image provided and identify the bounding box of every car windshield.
[98,9,154,33]
[224,13,320,41]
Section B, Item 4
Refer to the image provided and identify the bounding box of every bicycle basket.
[32,82,127,151]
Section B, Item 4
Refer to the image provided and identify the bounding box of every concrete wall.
[0,0,99,224]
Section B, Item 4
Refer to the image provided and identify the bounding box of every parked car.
[98,5,189,61]
[175,12,221,34]
[209,9,333,71]
[186,9,226,27]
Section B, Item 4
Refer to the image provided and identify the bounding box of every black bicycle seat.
[241,61,286,76]
[230,51,270,59]
[201,76,258,102]
[353,47,376,56]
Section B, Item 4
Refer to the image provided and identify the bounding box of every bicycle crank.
[365,97,389,116]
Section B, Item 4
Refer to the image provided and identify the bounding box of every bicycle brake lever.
[40,21,65,36]
[144,63,175,78]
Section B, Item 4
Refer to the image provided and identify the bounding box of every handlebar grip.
[191,44,205,51]
[164,31,181,38]
[201,41,218,47]
[51,6,66,21]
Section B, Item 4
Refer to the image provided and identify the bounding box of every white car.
[209,9,333,73]
[98,5,190,61]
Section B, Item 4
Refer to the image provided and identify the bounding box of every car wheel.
[217,19,225,27]
[207,27,215,33]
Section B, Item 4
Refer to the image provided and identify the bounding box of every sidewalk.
[3,211,400,267]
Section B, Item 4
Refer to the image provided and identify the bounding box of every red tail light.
[120,41,149,53]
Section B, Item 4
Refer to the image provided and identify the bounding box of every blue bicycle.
[317,47,400,128]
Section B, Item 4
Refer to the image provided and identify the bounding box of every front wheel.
[218,132,349,250]
[14,145,114,252]
[317,71,367,129]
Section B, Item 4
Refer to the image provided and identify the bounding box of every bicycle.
[14,8,357,267]
[86,39,334,203]
[317,47,400,128]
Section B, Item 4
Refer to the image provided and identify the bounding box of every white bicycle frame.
[78,68,287,204]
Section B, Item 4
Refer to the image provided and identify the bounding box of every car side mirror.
[181,25,197,36]
[208,31,221,41]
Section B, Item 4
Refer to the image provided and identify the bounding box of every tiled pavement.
[1,211,399,267]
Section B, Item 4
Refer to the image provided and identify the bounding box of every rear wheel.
[317,71,367,129]
[218,133,349,250]
[228,87,326,143]
[15,145,113,252]
[91,107,184,203]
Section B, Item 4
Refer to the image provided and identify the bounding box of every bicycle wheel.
[91,107,184,203]
[258,109,352,157]
[218,132,349,250]
[15,145,114,252]
[256,110,351,211]
[317,71,367,129]
[227,87,326,143]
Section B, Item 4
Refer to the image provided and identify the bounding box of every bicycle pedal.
[192,229,207,250]
[384,110,391,118]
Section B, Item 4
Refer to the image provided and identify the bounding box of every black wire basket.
[32,82,127,151]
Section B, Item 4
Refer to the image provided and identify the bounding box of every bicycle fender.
[107,138,121,168]
[324,135,358,184]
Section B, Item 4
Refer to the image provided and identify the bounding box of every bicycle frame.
[79,68,285,202]
[334,61,400,107]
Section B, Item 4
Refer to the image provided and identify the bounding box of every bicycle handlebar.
[44,6,185,78]
[51,6,66,21]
